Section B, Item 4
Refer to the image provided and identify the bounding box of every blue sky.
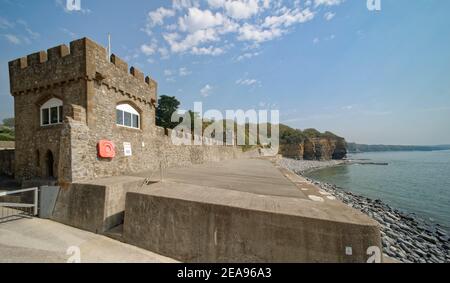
[1,0,449,145]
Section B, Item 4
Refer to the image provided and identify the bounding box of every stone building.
[9,37,241,186]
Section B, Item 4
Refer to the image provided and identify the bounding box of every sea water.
[305,150,450,231]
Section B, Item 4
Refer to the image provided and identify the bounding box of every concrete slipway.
[0,158,382,263]
[0,217,176,263]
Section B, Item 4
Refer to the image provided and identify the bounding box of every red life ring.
[98,140,115,158]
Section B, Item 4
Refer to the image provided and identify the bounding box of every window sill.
[116,124,142,132]
[39,123,63,130]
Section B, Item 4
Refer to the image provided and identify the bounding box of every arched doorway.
[45,150,54,178]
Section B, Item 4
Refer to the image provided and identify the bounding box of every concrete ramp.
[123,159,382,263]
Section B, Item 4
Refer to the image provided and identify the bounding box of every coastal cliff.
[279,126,347,160]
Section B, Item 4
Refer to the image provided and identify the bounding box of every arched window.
[41,98,63,126]
[116,103,140,129]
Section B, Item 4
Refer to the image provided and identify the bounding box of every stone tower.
[8,37,157,184]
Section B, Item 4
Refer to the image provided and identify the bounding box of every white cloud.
[236,78,261,86]
[223,0,260,20]
[191,46,225,56]
[237,23,284,43]
[141,42,157,55]
[324,12,335,21]
[208,0,266,19]
[164,69,173,76]
[0,17,14,29]
[207,0,226,9]
[60,28,77,39]
[164,29,220,53]
[179,67,191,76]
[179,7,224,33]
[237,51,261,61]
[17,19,40,39]
[143,0,343,57]
[158,47,170,59]
[3,34,21,45]
[148,7,176,26]
[200,84,213,97]
[173,0,200,10]
[263,8,314,28]
[314,0,343,7]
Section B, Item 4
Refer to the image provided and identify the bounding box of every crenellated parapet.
[9,37,158,106]
[9,38,91,95]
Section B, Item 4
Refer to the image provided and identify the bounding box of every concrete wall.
[123,188,382,263]
[51,176,144,233]
[0,150,14,177]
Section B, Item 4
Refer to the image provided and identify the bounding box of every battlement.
[8,38,85,71]
[8,37,156,96]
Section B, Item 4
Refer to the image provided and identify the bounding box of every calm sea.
[305,150,450,231]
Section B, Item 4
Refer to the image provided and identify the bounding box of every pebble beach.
[278,158,450,263]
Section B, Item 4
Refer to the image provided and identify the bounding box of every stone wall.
[0,150,14,176]
[0,141,15,149]
[65,39,244,182]
[9,38,88,181]
[9,37,245,183]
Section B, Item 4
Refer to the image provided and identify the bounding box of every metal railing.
[0,187,38,223]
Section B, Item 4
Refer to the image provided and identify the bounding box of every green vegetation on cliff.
[279,124,347,160]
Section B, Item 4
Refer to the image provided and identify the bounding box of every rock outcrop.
[278,126,347,160]
[279,143,304,159]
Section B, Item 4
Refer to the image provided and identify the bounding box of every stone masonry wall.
[9,39,88,181]
[9,37,247,183]
[0,150,14,176]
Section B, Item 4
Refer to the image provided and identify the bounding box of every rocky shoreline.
[278,158,450,263]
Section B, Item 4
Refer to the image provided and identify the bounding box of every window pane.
[132,114,139,129]
[50,107,58,124]
[116,110,124,125]
[124,112,132,127]
[42,108,49,125]
[59,106,63,123]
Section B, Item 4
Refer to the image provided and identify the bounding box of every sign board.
[123,142,132,156]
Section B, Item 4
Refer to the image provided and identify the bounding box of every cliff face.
[278,125,347,160]
[279,143,304,159]
[280,137,347,160]
[332,138,347,160]
[303,137,347,160]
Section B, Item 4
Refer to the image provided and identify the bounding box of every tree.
[0,126,14,141]
[186,110,202,134]
[2,118,14,128]
[156,95,181,129]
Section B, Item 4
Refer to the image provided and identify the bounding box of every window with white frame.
[40,98,63,126]
[116,103,140,129]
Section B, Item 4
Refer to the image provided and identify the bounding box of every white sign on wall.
[123,142,132,157]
